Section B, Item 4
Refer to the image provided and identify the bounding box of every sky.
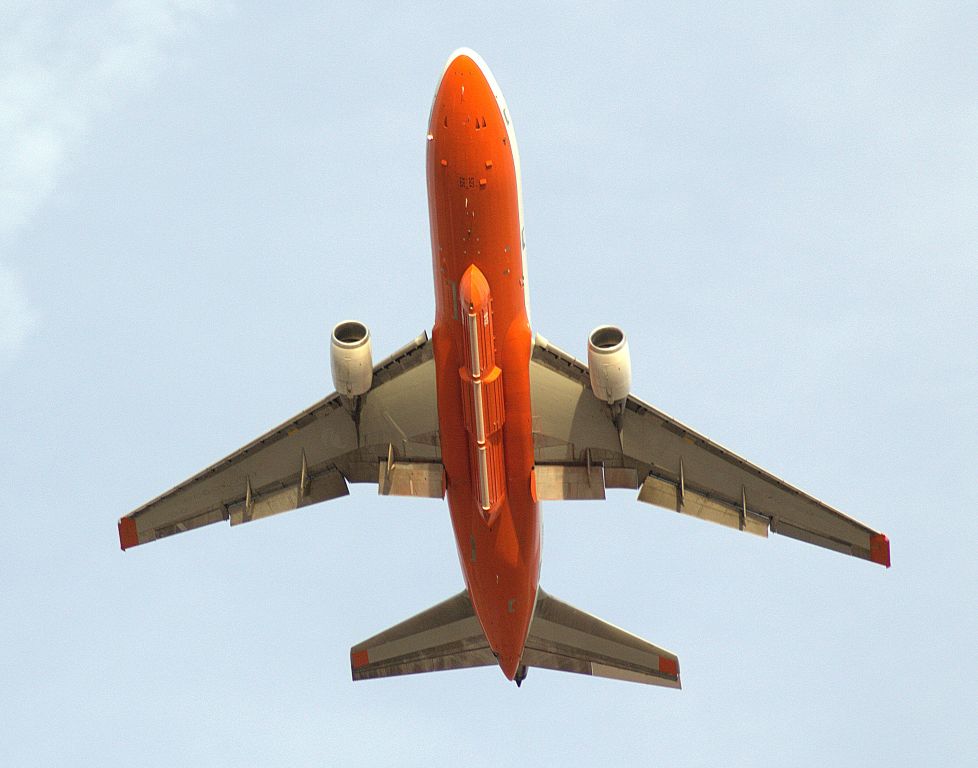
[1,2,976,765]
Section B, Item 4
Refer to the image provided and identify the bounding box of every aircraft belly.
[427,52,539,678]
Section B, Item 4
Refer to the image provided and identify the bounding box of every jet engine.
[587,325,631,404]
[331,320,373,397]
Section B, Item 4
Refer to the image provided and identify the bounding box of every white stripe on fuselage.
[465,307,491,511]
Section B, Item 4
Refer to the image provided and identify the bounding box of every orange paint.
[428,52,539,680]
[659,656,678,677]
[458,264,507,525]
[118,517,139,551]
[351,649,370,670]
[870,533,891,568]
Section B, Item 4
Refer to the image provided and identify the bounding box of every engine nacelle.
[587,325,631,404]
[331,320,373,397]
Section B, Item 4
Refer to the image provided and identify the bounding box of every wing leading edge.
[529,335,890,567]
[119,332,442,550]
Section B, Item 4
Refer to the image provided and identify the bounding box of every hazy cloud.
[0,263,36,359]
[0,0,229,359]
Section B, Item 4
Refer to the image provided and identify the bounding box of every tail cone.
[498,653,520,681]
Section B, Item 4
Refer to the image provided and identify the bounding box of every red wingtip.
[658,656,678,677]
[870,533,891,568]
[118,518,139,551]
[351,649,370,670]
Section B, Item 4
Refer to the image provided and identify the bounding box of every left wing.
[118,332,442,549]
[529,336,890,567]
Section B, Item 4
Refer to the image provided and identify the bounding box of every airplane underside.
[118,48,889,691]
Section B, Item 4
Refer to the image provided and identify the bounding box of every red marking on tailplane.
[870,533,891,568]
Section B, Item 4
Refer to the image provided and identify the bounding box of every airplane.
[118,48,890,689]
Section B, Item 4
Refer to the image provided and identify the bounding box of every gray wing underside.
[119,332,442,549]
[350,591,496,681]
[523,591,680,687]
[529,335,890,566]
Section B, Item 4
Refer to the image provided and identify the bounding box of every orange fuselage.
[427,52,539,680]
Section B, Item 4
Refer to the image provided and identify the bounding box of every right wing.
[530,336,890,567]
[118,332,442,549]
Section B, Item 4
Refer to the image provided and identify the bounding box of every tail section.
[349,588,680,687]
[522,589,681,688]
[350,590,494,681]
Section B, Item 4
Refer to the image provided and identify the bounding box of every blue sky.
[1,2,975,765]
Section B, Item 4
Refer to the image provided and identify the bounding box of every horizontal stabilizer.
[350,591,495,681]
[524,590,680,688]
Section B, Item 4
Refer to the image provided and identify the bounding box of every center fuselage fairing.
[426,50,539,680]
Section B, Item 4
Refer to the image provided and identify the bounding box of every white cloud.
[0,0,229,359]
[0,262,37,359]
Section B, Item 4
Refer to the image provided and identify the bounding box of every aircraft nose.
[434,48,498,112]
[429,48,504,148]
[442,47,492,84]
